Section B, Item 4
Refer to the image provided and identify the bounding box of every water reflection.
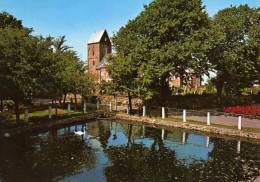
[0,120,259,182]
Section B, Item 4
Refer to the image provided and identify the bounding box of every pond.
[0,120,259,182]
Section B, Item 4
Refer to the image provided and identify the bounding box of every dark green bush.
[0,112,13,123]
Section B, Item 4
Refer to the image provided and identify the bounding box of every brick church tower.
[87,30,112,83]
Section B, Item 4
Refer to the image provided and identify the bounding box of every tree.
[0,12,94,121]
[52,35,71,53]
[108,54,138,112]
[0,28,38,121]
[110,0,211,107]
[209,5,260,97]
[0,11,23,29]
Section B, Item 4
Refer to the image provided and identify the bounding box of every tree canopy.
[209,5,260,97]
[0,12,93,121]
[108,1,260,108]
[109,0,211,107]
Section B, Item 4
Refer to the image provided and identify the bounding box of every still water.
[0,120,259,182]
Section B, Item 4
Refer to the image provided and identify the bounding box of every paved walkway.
[117,114,260,140]
[174,115,260,129]
[254,176,260,182]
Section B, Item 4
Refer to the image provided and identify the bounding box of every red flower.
[224,105,260,116]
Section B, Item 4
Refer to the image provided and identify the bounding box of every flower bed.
[224,105,260,116]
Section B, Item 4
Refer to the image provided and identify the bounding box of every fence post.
[162,107,165,119]
[207,112,211,126]
[24,109,29,122]
[96,101,99,110]
[183,109,186,122]
[67,103,71,113]
[48,106,52,119]
[206,136,210,148]
[126,105,129,115]
[83,100,86,114]
[142,125,145,138]
[143,106,146,117]
[115,98,117,111]
[238,116,242,130]
[237,140,241,153]
[161,129,165,140]
[182,132,186,144]
[109,102,112,112]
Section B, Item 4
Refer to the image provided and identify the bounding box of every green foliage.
[0,111,13,123]
[209,5,260,96]
[0,28,37,101]
[110,2,260,104]
[0,12,94,121]
[110,0,211,104]
[0,11,23,29]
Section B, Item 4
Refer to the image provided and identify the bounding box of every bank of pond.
[0,119,259,182]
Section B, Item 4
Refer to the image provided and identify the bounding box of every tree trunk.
[127,91,132,114]
[51,99,54,108]
[127,124,133,148]
[74,93,77,112]
[216,80,224,103]
[63,93,67,109]
[160,76,170,106]
[59,98,62,107]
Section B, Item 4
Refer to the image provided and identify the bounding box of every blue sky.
[0,0,259,60]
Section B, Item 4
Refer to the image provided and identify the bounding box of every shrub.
[0,111,13,123]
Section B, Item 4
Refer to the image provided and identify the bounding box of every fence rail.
[117,104,260,131]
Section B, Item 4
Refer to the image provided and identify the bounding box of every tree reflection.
[104,126,191,182]
[0,121,259,182]
[0,130,96,182]
[102,123,260,182]
[98,121,111,149]
[188,138,260,182]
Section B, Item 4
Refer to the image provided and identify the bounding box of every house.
[169,73,201,88]
[87,30,112,83]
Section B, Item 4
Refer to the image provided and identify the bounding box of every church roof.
[88,30,106,44]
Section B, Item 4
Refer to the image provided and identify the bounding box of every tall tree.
[0,28,37,121]
[209,5,260,97]
[0,12,94,121]
[110,0,210,106]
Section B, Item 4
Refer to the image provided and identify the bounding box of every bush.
[0,111,13,123]
[2,100,14,111]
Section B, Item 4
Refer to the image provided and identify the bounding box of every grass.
[19,108,77,119]
[9,108,87,123]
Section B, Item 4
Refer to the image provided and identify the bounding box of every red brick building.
[169,73,201,88]
[87,30,112,83]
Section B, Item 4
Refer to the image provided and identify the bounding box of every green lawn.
[11,108,83,123]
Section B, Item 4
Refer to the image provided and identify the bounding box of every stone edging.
[1,112,106,137]
[116,114,260,140]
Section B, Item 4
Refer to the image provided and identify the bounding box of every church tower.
[87,30,111,82]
